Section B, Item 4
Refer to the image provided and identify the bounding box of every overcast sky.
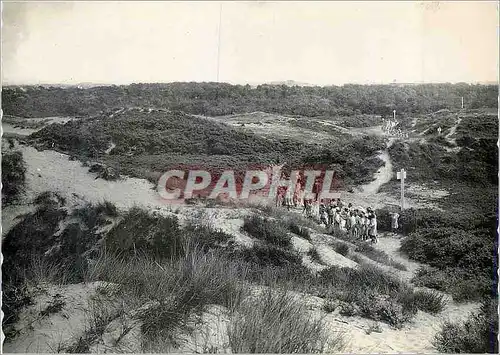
[2,1,498,86]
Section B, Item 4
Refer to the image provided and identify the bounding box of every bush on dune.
[228,289,339,353]
[1,150,27,205]
[242,215,292,248]
[317,264,439,327]
[105,207,184,259]
[434,298,498,353]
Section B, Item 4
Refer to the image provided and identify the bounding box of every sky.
[2,1,498,86]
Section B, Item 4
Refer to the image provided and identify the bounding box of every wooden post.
[397,168,406,210]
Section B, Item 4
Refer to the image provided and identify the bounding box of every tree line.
[2,82,497,118]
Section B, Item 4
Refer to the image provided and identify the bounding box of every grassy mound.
[1,150,27,205]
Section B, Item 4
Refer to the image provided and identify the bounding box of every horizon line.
[2,80,498,88]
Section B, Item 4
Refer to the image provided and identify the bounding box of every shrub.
[228,289,340,353]
[71,201,118,230]
[183,224,233,252]
[375,206,496,235]
[323,299,338,313]
[1,150,27,204]
[412,266,493,302]
[231,242,302,267]
[318,264,431,327]
[307,247,324,265]
[400,227,494,271]
[339,302,359,317]
[288,221,311,240]
[434,298,498,353]
[105,207,184,259]
[332,241,350,256]
[396,288,446,315]
[87,249,247,350]
[2,205,68,338]
[242,215,291,248]
[2,206,68,284]
[34,191,66,207]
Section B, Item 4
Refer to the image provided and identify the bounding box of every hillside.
[27,108,386,187]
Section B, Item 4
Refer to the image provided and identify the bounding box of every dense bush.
[434,298,498,353]
[398,220,496,302]
[332,241,350,256]
[400,227,494,272]
[318,265,436,328]
[375,206,496,235]
[105,207,184,259]
[1,150,27,204]
[242,215,292,248]
[288,220,311,240]
[230,242,303,267]
[412,266,493,302]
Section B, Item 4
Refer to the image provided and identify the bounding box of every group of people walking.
[305,199,380,243]
[382,119,409,138]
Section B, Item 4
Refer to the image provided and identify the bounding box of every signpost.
[397,168,407,210]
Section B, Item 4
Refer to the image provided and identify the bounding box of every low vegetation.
[228,289,336,353]
[434,298,498,353]
[317,265,446,328]
[307,247,324,265]
[332,241,350,256]
[1,150,27,205]
[28,108,386,187]
[354,244,407,271]
[329,229,406,271]
[242,215,292,248]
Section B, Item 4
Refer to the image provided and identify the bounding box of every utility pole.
[397,168,406,210]
[461,97,464,109]
[393,109,396,121]
[216,3,222,82]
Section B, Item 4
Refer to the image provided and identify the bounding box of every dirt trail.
[445,115,462,145]
[358,138,395,195]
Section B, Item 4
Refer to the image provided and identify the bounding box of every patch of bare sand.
[3,282,111,353]
[172,305,232,353]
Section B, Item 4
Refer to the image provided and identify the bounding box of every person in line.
[349,211,358,238]
[340,208,348,231]
[305,200,313,218]
[319,203,327,225]
[276,189,285,208]
[284,190,293,211]
[334,207,341,230]
[302,197,308,214]
[327,203,335,226]
[364,213,371,241]
[391,211,400,235]
[369,213,378,244]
